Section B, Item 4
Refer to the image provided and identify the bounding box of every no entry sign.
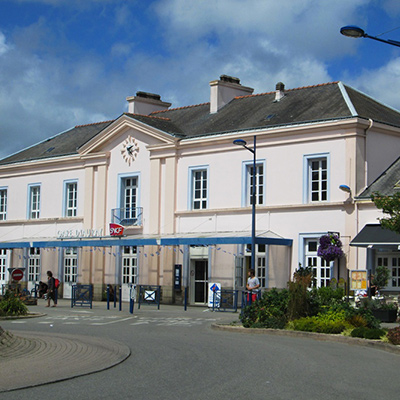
[11,268,24,281]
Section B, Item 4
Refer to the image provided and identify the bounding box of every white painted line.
[91,317,135,325]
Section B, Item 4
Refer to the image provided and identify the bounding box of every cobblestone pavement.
[0,325,130,392]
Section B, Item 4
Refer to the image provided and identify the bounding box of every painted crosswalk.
[8,314,218,327]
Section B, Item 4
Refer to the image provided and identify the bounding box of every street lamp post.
[233,136,257,274]
[340,25,400,48]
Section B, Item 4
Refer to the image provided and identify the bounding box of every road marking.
[91,317,135,325]
[130,317,217,327]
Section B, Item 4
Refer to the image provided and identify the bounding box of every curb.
[0,329,131,392]
[211,323,400,355]
[0,312,45,320]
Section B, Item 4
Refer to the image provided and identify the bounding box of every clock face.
[121,136,139,166]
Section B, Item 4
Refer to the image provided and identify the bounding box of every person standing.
[246,268,260,303]
[46,270,57,307]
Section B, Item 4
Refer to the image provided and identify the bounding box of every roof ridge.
[75,120,115,128]
[125,113,171,121]
[235,81,340,99]
[151,102,210,114]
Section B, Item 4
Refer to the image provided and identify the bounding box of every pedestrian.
[246,268,260,303]
[46,270,57,307]
[38,281,48,298]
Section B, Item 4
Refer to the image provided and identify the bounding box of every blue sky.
[1,0,400,158]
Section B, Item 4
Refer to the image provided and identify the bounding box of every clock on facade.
[121,136,139,166]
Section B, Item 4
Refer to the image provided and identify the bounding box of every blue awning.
[0,231,292,249]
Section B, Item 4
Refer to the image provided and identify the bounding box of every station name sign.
[57,228,104,239]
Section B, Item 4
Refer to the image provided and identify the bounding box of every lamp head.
[233,139,247,147]
[339,184,352,194]
[340,25,366,38]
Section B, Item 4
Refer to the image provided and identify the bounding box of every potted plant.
[317,233,344,262]
[360,298,398,323]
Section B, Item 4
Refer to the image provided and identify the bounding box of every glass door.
[121,246,138,301]
[63,248,78,299]
[190,260,208,304]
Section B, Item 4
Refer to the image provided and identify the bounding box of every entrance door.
[190,260,208,304]
[0,249,8,293]
[27,248,41,292]
[63,248,78,299]
[121,246,138,301]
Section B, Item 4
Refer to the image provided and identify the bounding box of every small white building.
[1,75,400,303]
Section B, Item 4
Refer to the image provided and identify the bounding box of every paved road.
[1,300,400,400]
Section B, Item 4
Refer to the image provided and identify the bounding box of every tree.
[372,265,390,290]
[371,192,400,234]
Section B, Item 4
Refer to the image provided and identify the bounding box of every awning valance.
[350,224,400,248]
[0,230,293,249]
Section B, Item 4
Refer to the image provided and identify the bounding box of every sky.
[1,0,400,159]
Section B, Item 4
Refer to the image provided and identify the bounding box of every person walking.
[246,268,260,304]
[46,270,57,307]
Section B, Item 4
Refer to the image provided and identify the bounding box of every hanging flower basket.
[317,234,344,262]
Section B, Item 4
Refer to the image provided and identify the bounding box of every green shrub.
[387,326,400,345]
[351,326,386,340]
[0,292,28,316]
[329,301,381,329]
[240,288,288,329]
[288,310,349,334]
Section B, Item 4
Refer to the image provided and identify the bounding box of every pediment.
[78,114,178,156]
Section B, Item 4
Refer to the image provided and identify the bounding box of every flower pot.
[372,309,398,323]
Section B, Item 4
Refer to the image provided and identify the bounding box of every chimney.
[126,91,171,115]
[274,82,285,102]
[209,75,254,113]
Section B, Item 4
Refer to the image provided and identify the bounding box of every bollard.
[119,286,122,311]
[107,285,110,310]
[184,287,188,311]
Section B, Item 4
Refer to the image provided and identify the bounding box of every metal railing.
[137,285,161,309]
[111,207,143,226]
[71,284,93,308]
[212,289,239,312]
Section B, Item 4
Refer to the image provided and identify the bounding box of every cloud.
[0,32,10,56]
[350,57,400,110]
[1,0,400,160]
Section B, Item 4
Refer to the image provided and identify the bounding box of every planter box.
[372,309,398,323]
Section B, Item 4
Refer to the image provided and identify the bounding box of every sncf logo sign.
[110,223,125,236]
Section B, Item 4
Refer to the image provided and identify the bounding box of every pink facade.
[0,76,399,303]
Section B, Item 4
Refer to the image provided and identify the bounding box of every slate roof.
[0,120,114,165]
[357,156,400,199]
[2,81,400,165]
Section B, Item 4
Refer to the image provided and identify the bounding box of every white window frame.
[243,243,269,288]
[28,248,41,282]
[117,173,141,217]
[241,160,265,207]
[0,249,8,282]
[64,248,78,283]
[303,153,330,203]
[376,253,400,290]
[188,166,209,210]
[27,184,41,219]
[0,187,7,221]
[63,180,78,217]
[299,233,332,287]
[122,246,138,284]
